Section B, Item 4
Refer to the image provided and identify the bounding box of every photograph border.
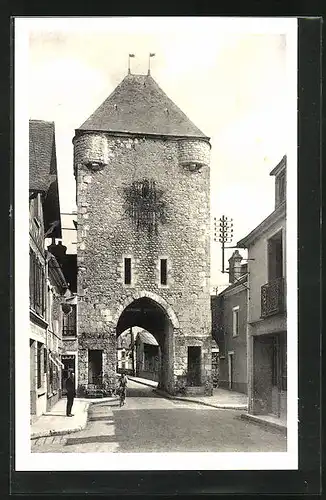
[5,15,322,496]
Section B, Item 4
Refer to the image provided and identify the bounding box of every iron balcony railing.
[62,326,77,337]
[261,277,285,318]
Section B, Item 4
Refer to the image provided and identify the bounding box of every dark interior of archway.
[116,297,173,392]
[116,297,169,347]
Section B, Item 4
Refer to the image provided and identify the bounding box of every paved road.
[31,380,287,453]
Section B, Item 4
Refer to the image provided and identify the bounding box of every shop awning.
[49,353,64,369]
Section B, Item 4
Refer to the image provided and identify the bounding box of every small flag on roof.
[148,53,156,75]
[128,54,136,73]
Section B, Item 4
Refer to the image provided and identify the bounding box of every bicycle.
[119,387,126,407]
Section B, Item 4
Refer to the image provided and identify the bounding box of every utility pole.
[130,327,135,376]
[214,215,234,273]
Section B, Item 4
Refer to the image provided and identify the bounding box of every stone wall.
[74,132,212,394]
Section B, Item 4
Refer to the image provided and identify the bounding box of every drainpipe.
[45,251,51,410]
[246,260,253,415]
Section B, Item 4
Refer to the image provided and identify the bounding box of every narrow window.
[232,307,239,337]
[267,231,283,281]
[160,259,167,285]
[43,347,47,373]
[276,172,286,206]
[63,304,77,337]
[124,258,131,285]
[37,342,43,388]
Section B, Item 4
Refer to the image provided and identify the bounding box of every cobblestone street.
[31,380,287,453]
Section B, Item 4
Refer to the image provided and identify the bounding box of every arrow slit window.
[160,259,167,285]
[124,258,131,285]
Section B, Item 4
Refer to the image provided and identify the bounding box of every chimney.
[47,240,67,265]
[228,250,243,284]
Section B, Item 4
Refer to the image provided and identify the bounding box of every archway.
[117,327,161,383]
[116,296,175,392]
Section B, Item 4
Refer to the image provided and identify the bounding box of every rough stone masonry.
[73,73,213,396]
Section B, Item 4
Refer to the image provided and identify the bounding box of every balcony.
[62,326,76,337]
[261,277,285,318]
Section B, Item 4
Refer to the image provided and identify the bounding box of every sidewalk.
[31,395,119,439]
[128,376,248,410]
[240,412,287,434]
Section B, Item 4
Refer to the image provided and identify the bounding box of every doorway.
[187,346,201,386]
[62,355,76,395]
[271,333,287,418]
[88,350,103,386]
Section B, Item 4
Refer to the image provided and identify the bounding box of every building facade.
[47,239,78,396]
[135,330,160,382]
[238,155,287,420]
[117,329,134,375]
[46,251,67,410]
[211,252,248,394]
[29,119,64,418]
[74,72,213,396]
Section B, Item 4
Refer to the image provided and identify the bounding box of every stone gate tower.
[73,72,212,396]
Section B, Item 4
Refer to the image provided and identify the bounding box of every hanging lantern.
[62,303,72,315]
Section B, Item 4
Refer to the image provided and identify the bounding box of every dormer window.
[275,171,286,207]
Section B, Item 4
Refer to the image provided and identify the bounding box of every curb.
[79,396,120,405]
[31,397,121,440]
[128,377,248,410]
[154,389,248,410]
[240,413,287,435]
[127,377,157,389]
[31,402,91,440]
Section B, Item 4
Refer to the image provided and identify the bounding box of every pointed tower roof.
[76,73,208,139]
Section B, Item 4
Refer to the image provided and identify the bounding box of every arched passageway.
[116,297,174,392]
[117,327,161,383]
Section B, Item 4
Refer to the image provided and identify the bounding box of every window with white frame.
[232,306,240,337]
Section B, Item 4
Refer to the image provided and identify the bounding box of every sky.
[27,17,294,289]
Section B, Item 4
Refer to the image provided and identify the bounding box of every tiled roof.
[29,120,57,192]
[219,274,248,295]
[29,119,62,238]
[77,73,208,139]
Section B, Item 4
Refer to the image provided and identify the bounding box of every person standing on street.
[118,373,128,406]
[66,370,76,417]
